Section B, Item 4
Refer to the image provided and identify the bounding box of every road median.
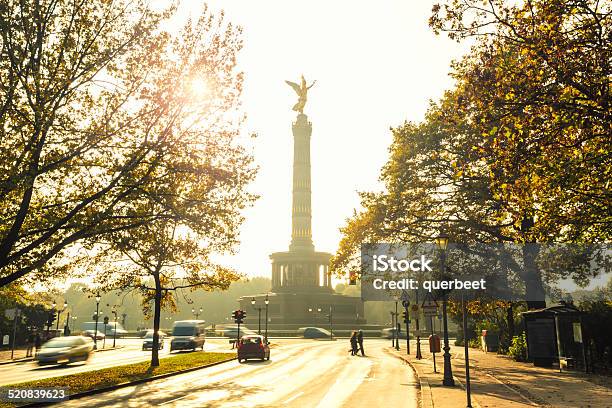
[0,351,235,407]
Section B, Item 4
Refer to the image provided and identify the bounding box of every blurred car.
[381,328,407,339]
[142,330,167,350]
[237,335,270,362]
[81,321,128,338]
[35,336,94,365]
[300,327,331,339]
[83,330,105,341]
[170,320,206,352]
[221,326,256,340]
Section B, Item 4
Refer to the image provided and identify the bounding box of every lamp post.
[251,298,262,335]
[462,291,473,407]
[394,298,400,351]
[264,295,269,341]
[415,289,422,359]
[192,308,203,319]
[94,293,100,350]
[54,302,67,335]
[436,233,455,387]
[111,306,118,348]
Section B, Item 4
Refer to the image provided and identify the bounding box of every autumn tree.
[0,0,186,287]
[429,0,611,241]
[332,0,610,310]
[86,6,256,367]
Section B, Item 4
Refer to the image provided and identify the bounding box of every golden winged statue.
[285,75,316,114]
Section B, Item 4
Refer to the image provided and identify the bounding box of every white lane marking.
[158,394,188,406]
[283,391,304,404]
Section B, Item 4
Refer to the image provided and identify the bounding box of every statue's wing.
[307,80,317,90]
[285,80,302,95]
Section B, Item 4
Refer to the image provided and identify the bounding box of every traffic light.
[47,311,56,328]
[232,310,246,324]
[402,311,409,324]
[349,272,357,285]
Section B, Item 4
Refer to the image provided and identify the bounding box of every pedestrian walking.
[349,331,358,356]
[25,333,34,357]
[357,329,365,356]
[34,333,42,356]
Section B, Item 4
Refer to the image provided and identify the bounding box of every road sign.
[421,292,439,316]
[401,289,410,308]
[409,304,420,318]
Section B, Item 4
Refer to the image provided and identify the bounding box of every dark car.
[83,330,105,341]
[300,327,331,339]
[237,335,270,362]
[35,336,94,365]
[381,328,407,339]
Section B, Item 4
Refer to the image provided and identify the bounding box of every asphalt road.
[0,337,231,386]
[58,338,417,407]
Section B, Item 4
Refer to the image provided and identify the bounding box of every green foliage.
[579,299,612,371]
[508,333,528,362]
[468,337,480,349]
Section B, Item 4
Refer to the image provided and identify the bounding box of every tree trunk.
[522,244,546,309]
[151,271,162,367]
[507,302,514,342]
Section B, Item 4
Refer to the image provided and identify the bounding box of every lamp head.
[95,292,101,303]
[435,233,449,251]
[251,298,255,306]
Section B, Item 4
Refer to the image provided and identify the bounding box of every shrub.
[508,332,527,362]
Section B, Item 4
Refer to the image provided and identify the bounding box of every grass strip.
[0,351,234,407]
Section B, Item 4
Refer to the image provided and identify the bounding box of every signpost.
[421,292,439,317]
[401,290,410,355]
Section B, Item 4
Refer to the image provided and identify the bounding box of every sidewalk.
[0,348,31,364]
[389,341,612,408]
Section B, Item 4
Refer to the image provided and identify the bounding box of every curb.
[387,349,431,408]
[20,356,236,407]
[0,357,33,366]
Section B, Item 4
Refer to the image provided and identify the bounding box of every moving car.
[170,320,206,352]
[237,335,270,362]
[81,321,128,338]
[142,330,167,350]
[83,330,105,341]
[220,325,256,340]
[299,327,332,339]
[35,336,94,365]
[381,328,407,339]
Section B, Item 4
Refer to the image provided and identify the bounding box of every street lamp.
[436,233,454,387]
[251,298,262,335]
[394,296,400,350]
[55,301,67,335]
[109,305,118,348]
[264,295,269,341]
[191,308,203,319]
[94,293,101,350]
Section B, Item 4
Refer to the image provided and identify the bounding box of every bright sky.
[166,1,471,281]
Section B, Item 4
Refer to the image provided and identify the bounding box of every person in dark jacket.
[357,329,365,356]
[34,333,42,356]
[349,331,358,356]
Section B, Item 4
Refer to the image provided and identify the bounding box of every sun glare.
[188,77,210,99]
